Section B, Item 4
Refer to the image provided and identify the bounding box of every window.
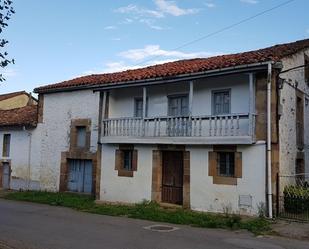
[212,90,231,115]
[2,134,11,157]
[208,146,242,185]
[296,91,304,150]
[305,54,309,84]
[217,152,235,177]
[76,126,86,148]
[115,145,138,177]
[123,150,133,171]
[168,95,189,116]
[134,98,146,118]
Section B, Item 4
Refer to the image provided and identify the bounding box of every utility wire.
[134,0,296,67]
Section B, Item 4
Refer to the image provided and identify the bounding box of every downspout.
[24,126,32,190]
[267,63,273,218]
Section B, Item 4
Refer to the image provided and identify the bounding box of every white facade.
[38,90,100,191]
[100,143,266,215]
[0,127,42,190]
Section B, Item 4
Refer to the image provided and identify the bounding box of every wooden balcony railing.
[102,113,254,138]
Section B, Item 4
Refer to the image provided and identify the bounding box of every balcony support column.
[248,73,255,139]
[142,87,147,136]
[189,81,194,116]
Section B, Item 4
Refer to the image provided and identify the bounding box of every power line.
[134,0,296,67]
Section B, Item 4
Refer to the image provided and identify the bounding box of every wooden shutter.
[208,151,217,176]
[115,149,124,170]
[234,152,242,178]
[132,150,138,171]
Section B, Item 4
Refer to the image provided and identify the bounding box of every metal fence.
[277,173,309,221]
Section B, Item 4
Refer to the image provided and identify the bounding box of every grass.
[3,191,271,235]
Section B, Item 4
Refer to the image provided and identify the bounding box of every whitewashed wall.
[279,49,309,175]
[100,144,155,203]
[0,127,42,190]
[100,143,266,215]
[188,143,266,215]
[108,74,251,118]
[39,90,100,191]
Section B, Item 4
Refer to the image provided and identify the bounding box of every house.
[0,91,37,110]
[0,92,40,190]
[4,38,306,217]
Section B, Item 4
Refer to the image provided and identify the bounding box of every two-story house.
[29,38,309,216]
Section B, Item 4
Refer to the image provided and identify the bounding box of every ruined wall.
[279,49,309,176]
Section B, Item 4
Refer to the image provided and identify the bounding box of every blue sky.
[0,0,308,94]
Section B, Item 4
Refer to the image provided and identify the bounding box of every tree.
[0,0,15,82]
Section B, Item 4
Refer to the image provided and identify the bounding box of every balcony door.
[168,95,189,136]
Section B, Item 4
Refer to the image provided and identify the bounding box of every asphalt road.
[0,199,308,249]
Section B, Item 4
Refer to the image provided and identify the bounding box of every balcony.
[101,113,255,145]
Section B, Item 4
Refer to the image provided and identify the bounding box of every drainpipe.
[23,126,32,190]
[267,63,273,218]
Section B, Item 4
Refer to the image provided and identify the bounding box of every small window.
[134,98,144,118]
[305,54,309,84]
[115,146,138,177]
[168,95,189,116]
[76,126,86,148]
[217,152,235,177]
[212,90,231,115]
[2,134,11,157]
[123,150,133,171]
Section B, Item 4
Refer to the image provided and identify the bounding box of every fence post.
[276,173,280,218]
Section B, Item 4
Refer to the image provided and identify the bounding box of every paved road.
[0,199,308,249]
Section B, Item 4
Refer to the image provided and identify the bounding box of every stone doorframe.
[59,151,97,195]
[151,145,190,208]
[0,159,11,188]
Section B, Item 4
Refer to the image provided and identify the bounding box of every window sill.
[118,169,134,177]
[213,176,237,185]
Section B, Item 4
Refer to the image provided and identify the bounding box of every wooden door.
[67,159,93,194]
[162,151,183,205]
[2,162,10,189]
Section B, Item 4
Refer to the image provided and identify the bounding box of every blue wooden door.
[67,159,92,194]
[2,162,10,189]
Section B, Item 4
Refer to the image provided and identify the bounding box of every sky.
[0,0,308,94]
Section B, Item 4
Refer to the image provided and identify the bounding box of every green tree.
[0,0,15,82]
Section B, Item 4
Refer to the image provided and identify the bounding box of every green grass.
[3,191,271,235]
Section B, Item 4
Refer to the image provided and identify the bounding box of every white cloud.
[154,0,199,16]
[118,44,218,61]
[111,38,121,41]
[139,19,165,30]
[115,4,164,18]
[104,25,117,30]
[84,45,220,75]
[240,0,259,4]
[204,2,215,8]
[1,68,17,78]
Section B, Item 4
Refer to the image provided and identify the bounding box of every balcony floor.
[101,136,254,145]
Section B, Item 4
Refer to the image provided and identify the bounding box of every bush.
[284,185,309,214]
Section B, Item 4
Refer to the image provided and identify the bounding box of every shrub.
[283,185,309,214]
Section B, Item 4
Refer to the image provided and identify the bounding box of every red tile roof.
[34,38,309,93]
[0,91,28,102]
[0,105,38,127]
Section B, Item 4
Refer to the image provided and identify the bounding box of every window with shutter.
[2,134,11,157]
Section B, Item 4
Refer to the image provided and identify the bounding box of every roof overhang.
[36,61,275,94]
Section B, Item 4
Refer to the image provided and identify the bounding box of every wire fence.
[277,173,309,221]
